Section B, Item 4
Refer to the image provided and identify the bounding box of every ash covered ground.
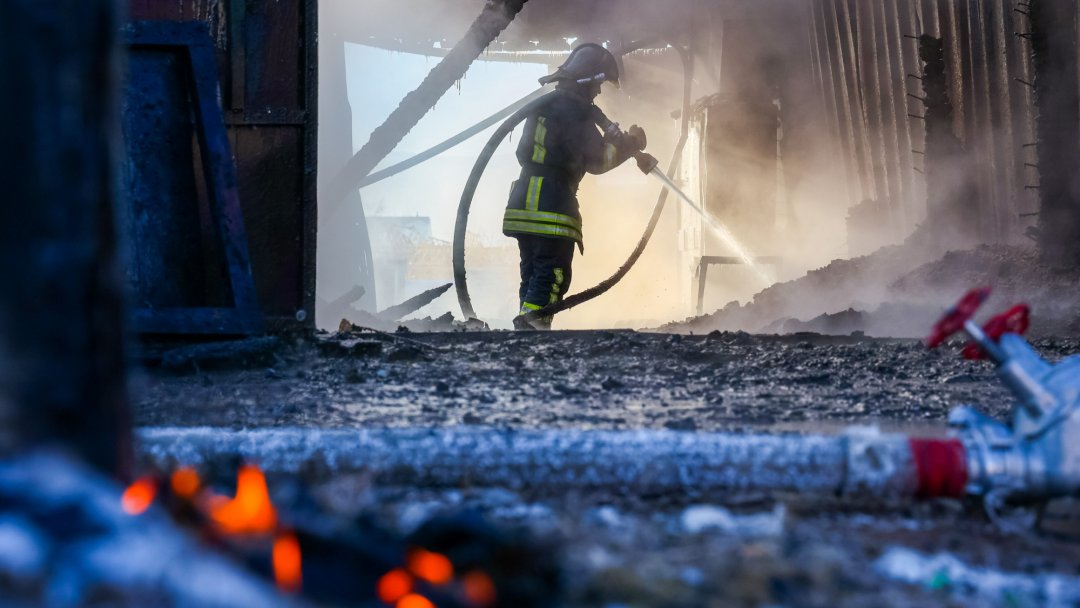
[670,244,1080,338]
[136,330,1080,607]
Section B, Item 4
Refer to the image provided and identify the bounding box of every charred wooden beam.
[0,0,131,475]
[326,0,530,208]
[376,283,453,322]
[1030,0,1080,267]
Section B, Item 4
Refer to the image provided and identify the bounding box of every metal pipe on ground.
[136,427,967,501]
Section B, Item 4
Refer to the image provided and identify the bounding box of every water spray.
[638,157,773,286]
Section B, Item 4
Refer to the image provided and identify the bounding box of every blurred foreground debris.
[874,546,1080,606]
[1,0,130,474]
[0,452,289,607]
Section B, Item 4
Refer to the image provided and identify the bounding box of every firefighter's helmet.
[539,43,620,88]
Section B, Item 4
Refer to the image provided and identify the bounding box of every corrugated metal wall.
[808,0,1043,243]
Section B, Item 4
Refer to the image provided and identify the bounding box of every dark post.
[0,0,131,476]
[1030,0,1080,267]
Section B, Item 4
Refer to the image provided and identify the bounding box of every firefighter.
[504,43,648,330]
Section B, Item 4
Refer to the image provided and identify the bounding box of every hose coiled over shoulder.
[452,91,560,320]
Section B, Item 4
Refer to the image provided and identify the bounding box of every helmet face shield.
[540,42,620,88]
[577,72,619,89]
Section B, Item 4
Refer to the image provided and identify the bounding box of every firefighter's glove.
[627,125,647,151]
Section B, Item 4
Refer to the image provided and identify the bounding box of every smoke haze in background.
[319,0,1048,333]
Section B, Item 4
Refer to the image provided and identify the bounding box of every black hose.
[452,41,684,323]
[453,91,561,319]
[359,87,550,189]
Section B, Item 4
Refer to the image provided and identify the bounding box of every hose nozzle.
[634,152,659,175]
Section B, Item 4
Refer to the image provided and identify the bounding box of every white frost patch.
[679,504,785,537]
[874,546,1080,607]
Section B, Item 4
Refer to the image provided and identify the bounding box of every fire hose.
[453,46,692,323]
[138,289,1080,512]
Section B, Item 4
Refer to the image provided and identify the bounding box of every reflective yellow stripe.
[525,176,544,212]
[520,303,542,312]
[531,117,548,164]
[549,268,565,304]
[503,208,582,231]
[502,220,583,242]
[602,143,618,171]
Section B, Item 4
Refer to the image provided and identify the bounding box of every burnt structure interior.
[119,0,1080,333]
[3,0,1080,606]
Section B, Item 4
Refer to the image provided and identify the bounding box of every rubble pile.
[672,244,1080,338]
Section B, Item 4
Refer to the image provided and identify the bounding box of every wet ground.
[135,330,1080,606]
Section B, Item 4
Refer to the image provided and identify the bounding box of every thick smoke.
[317,0,1066,335]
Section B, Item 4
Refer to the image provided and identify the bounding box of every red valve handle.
[925,286,992,349]
[962,303,1030,360]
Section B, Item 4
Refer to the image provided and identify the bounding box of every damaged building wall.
[809,0,1049,250]
[1030,0,1080,269]
[128,0,318,329]
[677,0,1078,313]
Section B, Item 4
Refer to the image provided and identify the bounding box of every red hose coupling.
[909,438,968,499]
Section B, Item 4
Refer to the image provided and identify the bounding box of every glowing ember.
[272,532,302,593]
[396,593,435,608]
[462,571,497,607]
[170,466,201,499]
[377,568,413,603]
[121,476,157,515]
[407,548,453,585]
[209,464,277,535]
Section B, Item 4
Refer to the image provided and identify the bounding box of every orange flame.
[396,594,435,608]
[462,571,497,607]
[377,568,413,603]
[407,548,453,585]
[273,532,302,593]
[121,476,157,515]
[170,466,201,499]
[208,464,277,535]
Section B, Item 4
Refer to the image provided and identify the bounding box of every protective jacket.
[502,89,641,249]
